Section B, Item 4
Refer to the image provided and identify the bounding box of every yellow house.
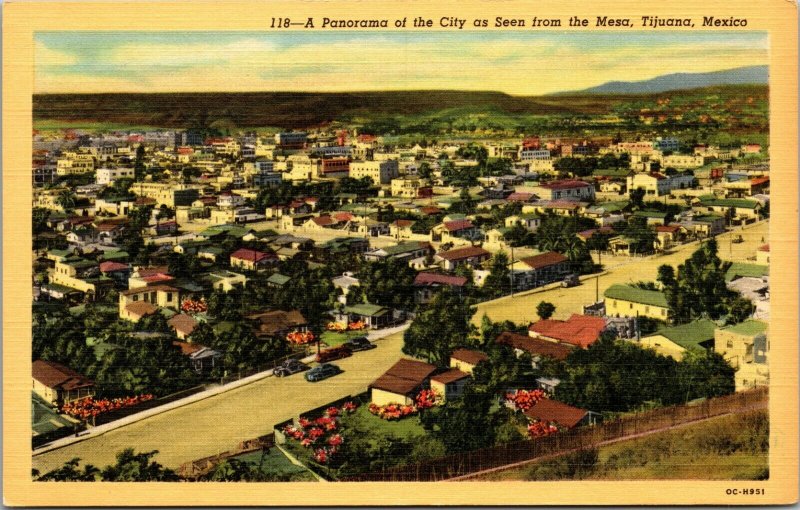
[369,359,436,406]
[206,270,247,292]
[714,320,768,370]
[32,360,95,406]
[430,369,469,402]
[639,319,717,360]
[449,348,489,374]
[604,284,669,321]
[119,285,180,321]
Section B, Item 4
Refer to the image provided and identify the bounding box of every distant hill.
[558,66,768,95]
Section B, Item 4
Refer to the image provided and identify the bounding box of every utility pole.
[510,244,515,297]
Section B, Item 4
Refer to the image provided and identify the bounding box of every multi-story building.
[274,132,308,149]
[96,167,135,185]
[530,180,595,201]
[350,159,399,185]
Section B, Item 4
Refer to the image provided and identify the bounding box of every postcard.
[3,0,798,506]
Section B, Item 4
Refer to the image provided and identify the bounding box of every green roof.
[344,303,390,317]
[604,284,668,308]
[42,282,82,294]
[693,214,725,223]
[592,168,632,177]
[518,213,541,220]
[98,250,129,261]
[653,319,717,350]
[48,249,72,258]
[593,201,630,213]
[381,241,427,256]
[64,258,96,269]
[199,246,225,255]
[32,392,75,436]
[699,198,760,209]
[724,320,768,337]
[725,263,769,282]
[267,273,291,285]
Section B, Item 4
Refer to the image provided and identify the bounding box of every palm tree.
[56,191,76,212]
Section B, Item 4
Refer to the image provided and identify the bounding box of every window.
[133,295,139,302]
[727,340,733,349]
[167,292,173,302]
[630,303,633,309]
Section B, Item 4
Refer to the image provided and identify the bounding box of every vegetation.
[536,301,556,320]
[402,289,476,366]
[33,449,179,482]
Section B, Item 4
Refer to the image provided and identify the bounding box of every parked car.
[305,363,342,382]
[343,336,375,352]
[732,235,744,243]
[561,274,580,288]
[273,359,308,377]
[316,345,352,363]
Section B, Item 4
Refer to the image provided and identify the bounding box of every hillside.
[563,65,768,95]
[33,85,769,139]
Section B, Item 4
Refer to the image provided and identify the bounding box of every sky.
[35,31,768,95]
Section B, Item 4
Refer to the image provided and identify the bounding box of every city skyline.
[35,31,768,95]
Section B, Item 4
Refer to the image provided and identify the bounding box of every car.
[273,359,308,377]
[304,363,342,382]
[343,336,376,352]
[732,235,744,244]
[315,345,352,363]
[561,274,580,288]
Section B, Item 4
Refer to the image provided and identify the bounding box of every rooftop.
[723,320,768,337]
[413,272,468,288]
[496,331,573,361]
[450,348,489,365]
[604,284,668,308]
[438,246,490,261]
[32,360,94,391]
[523,398,588,429]
[519,251,568,270]
[370,358,437,395]
[529,314,606,348]
[651,319,718,350]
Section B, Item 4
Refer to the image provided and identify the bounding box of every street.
[32,326,408,473]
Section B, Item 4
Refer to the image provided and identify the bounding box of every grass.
[34,119,167,132]
[319,329,367,347]
[344,404,427,442]
[476,409,768,481]
[230,448,317,481]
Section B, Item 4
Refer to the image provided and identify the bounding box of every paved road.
[475,220,769,325]
[32,327,408,473]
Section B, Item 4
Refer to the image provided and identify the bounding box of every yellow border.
[4,0,798,505]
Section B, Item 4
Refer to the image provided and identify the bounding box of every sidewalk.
[33,321,410,456]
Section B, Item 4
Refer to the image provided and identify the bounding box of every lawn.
[230,448,317,482]
[477,409,768,481]
[343,404,427,442]
[319,329,367,348]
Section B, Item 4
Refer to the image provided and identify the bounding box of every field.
[477,409,769,481]
[228,448,317,481]
[320,329,368,347]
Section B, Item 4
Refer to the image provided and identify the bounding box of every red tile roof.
[333,212,354,222]
[758,244,769,252]
[655,225,682,233]
[438,246,490,262]
[413,272,468,287]
[99,261,128,273]
[430,368,469,385]
[136,266,170,277]
[443,219,474,232]
[750,177,769,186]
[230,248,275,263]
[420,206,443,216]
[529,314,606,348]
[311,216,338,227]
[450,348,489,366]
[507,192,536,202]
[392,219,415,228]
[519,251,568,270]
[496,331,573,360]
[524,398,588,429]
[125,301,159,318]
[141,273,175,284]
[33,360,94,391]
[168,314,199,336]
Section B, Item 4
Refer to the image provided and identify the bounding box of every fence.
[342,387,768,482]
[92,384,207,427]
[176,433,275,480]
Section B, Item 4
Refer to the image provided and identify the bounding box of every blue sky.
[35,31,768,94]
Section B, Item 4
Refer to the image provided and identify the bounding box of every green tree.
[100,448,179,481]
[133,145,146,181]
[34,458,100,481]
[482,251,511,298]
[402,289,476,366]
[630,187,646,209]
[536,301,556,320]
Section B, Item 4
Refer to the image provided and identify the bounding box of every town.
[32,114,770,481]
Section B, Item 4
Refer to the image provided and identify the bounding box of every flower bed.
[325,321,368,332]
[367,389,441,420]
[282,402,359,465]
[60,394,155,420]
[527,421,560,438]
[504,389,547,412]
[180,297,207,314]
[286,330,316,345]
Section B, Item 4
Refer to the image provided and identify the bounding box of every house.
[32,360,95,406]
[205,270,247,292]
[389,219,416,239]
[99,261,130,286]
[331,272,361,299]
[266,273,292,289]
[633,210,668,226]
[640,319,717,360]
[168,313,199,340]
[313,237,370,262]
[449,348,489,374]
[682,215,726,238]
[230,248,278,271]
[504,213,541,232]
[342,303,393,329]
[369,358,437,406]
[429,369,470,402]
[364,241,432,263]
[757,244,769,265]
[733,332,769,391]
[173,341,221,374]
[626,172,673,196]
[303,215,341,231]
[523,398,597,429]
[654,224,687,251]
[693,198,761,225]
[413,272,468,304]
[119,285,180,321]
[496,331,572,368]
[436,246,491,271]
[603,284,669,321]
[245,310,308,340]
[714,320,768,371]
[524,200,587,217]
[514,252,571,290]
[530,180,595,201]
[430,219,482,243]
[528,314,606,349]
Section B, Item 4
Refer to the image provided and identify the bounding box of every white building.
[96,167,135,185]
[350,160,399,185]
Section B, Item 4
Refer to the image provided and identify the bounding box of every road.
[474,220,769,325]
[32,326,408,473]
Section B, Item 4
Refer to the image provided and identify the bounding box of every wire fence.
[342,386,768,482]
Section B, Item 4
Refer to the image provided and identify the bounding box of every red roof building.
[99,261,129,273]
[524,398,590,429]
[443,219,475,232]
[413,272,468,287]
[529,314,606,348]
[519,251,568,270]
[230,248,276,264]
[496,331,573,361]
[32,360,95,405]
